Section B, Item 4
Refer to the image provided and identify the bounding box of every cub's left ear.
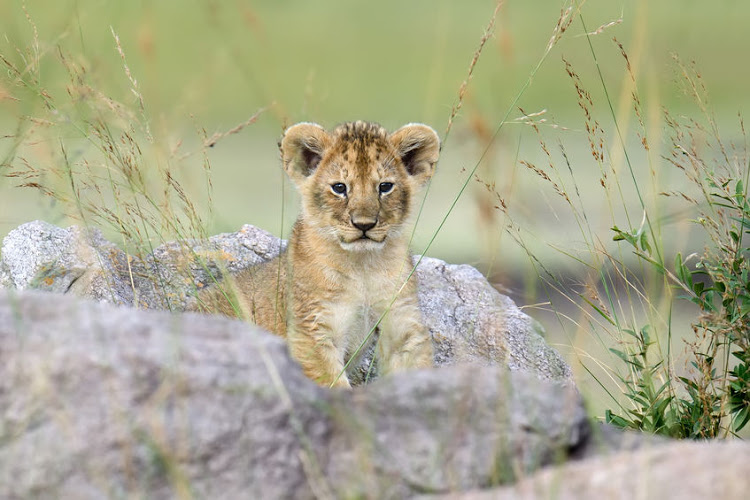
[280,122,331,186]
[389,123,440,186]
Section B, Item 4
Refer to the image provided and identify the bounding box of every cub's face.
[280,121,440,251]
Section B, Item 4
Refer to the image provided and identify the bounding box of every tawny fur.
[193,121,439,388]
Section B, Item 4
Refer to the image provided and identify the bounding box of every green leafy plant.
[606,94,750,437]
[604,325,683,436]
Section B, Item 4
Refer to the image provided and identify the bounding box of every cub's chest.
[321,266,404,337]
[324,264,404,307]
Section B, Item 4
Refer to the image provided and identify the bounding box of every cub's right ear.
[280,122,331,184]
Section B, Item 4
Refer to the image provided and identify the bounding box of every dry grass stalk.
[614,38,649,151]
[562,57,605,166]
[203,104,272,149]
[110,26,152,141]
[444,0,505,142]
[518,107,572,204]
[545,4,574,52]
[583,18,623,37]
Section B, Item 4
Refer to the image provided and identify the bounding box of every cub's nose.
[351,218,376,233]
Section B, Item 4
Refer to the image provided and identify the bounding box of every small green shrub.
[609,158,750,438]
[603,53,750,437]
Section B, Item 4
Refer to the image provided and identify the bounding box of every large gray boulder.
[426,440,750,500]
[0,290,586,499]
[0,220,571,380]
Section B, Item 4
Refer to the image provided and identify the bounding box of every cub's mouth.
[339,234,387,250]
[345,234,385,243]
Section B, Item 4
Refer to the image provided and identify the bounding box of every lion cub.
[194,121,439,388]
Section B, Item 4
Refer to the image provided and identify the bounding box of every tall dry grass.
[461,9,750,437]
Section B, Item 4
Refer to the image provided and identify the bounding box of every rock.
[0,290,587,499]
[0,221,570,381]
[424,440,750,500]
[416,256,570,379]
[0,220,285,310]
[0,220,104,294]
[0,289,321,499]
[329,368,588,497]
[0,265,9,289]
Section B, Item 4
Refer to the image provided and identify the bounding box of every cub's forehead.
[328,121,396,167]
[332,121,388,142]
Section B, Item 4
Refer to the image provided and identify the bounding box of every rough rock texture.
[0,221,571,380]
[416,257,564,378]
[424,440,750,500]
[0,220,284,309]
[0,261,8,288]
[0,290,587,499]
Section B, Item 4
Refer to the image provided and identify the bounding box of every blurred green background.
[2,0,748,249]
[2,0,750,410]
[2,0,748,254]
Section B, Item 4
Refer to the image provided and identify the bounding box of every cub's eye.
[331,183,347,195]
[379,182,394,194]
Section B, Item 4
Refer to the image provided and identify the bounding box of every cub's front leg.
[286,315,351,388]
[376,294,434,375]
